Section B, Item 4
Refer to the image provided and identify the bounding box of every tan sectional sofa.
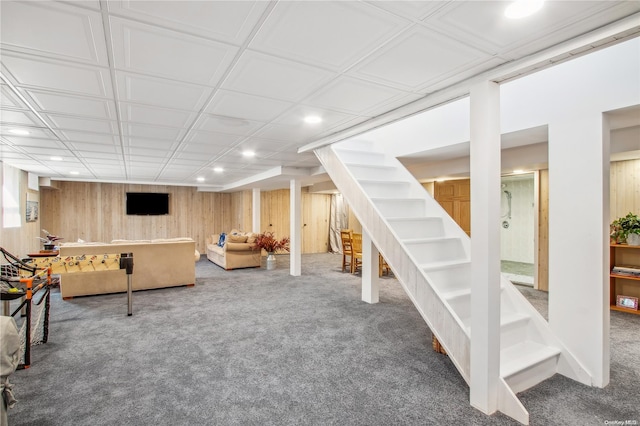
[206,231,261,270]
[58,238,196,299]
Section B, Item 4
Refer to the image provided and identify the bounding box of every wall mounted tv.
[126,192,169,215]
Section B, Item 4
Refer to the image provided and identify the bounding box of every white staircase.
[315,140,591,425]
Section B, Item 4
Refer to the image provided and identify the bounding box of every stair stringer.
[315,141,593,424]
[315,144,472,382]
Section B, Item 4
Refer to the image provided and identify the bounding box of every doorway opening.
[500,173,536,286]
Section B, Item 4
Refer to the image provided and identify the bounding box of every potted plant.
[254,231,290,270]
[611,212,640,245]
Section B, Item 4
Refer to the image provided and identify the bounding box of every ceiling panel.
[250,1,411,71]
[110,17,238,85]
[305,76,410,115]
[222,50,335,102]
[351,26,493,91]
[120,103,195,128]
[107,1,268,45]
[115,72,212,111]
[43,114,117,134]
[0,109,41,126]
[0,1,108,65]
[23,89,115,119]
[122,123,186,141]
[0,0,637,189]
[2,53,112,96]
[193,114,265,137]
[205,89,293,122]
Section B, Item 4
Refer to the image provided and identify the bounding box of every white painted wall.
[354,37,640,388]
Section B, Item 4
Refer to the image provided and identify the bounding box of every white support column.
[252,188,261,234]
[469,81,501,415]
[361,231,379,304]
[290,179,302,276]
[548,113,610,387]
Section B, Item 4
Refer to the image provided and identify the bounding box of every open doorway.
[500,173,536,286]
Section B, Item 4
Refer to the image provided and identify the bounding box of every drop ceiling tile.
[304,76,410,115]
[116,72,212,111]
[169,158,213,167]
[366,1,449,21]
[126,138,176,150]
[179,141,232,156]
[351,26,492,91]
[424,1,627,58]
[174,151,217,161]
[23,89,115,119]
[127,147,171,158]
[2,135,63,148]
[0,1,109,65]
[120,103,195,128]
[0,109,41,126]
[272,105,358,129]
[360,92,424,117]
[0,85,26,109]
[107,1,268,45]
[252,123,323,143]
[185,130,243,146]
[222,50,334,102]
[62,131,119,145]
[193,114,264,137]
[110,17,238,85]
[205,90,293,122]
[251,1,410,71]
[2,53,112,97]
[43,114,117,134]
[123,123,186,141]
[67,141,121,154]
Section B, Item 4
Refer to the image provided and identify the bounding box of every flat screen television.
[126,192,169,215]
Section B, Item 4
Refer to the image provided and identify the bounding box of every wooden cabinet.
[610,244,640,315]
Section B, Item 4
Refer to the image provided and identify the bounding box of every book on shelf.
[612,264,640,277]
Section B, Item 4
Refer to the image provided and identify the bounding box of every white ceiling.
[1,1,639,191]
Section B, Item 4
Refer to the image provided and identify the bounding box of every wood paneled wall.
[610,159,640,220]
[538,169,549,291]
[0,163,41,256]
[41,182,233,253]
[40,183,332,255]
[260,188,331,253]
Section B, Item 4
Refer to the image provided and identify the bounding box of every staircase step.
[359,180,411,198]
[501,341,561,379]
[372,198,426,217]
[346,164,404,181]
[420,259,470,271]
[405,237,466,264]
[387,217,445,239]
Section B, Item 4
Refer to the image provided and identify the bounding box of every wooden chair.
[379,254,391,277]
[340,229,353,272]
[351,233,363,274]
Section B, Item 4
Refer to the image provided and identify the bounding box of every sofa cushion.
[246,233,257,244]
[228,234,248,243]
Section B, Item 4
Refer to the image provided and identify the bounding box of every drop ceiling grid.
[0,1,109,66]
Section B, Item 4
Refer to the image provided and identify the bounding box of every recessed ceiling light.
[436,178,446,183]
[50,156,63,161]
[504,0,544,19]
[9,129,30,135]
[304,115,322,124]
[242,150,255,158]
[197,177,205,182]
[69,171,80,175]
[213,167,224,173]
[513,169,525,174]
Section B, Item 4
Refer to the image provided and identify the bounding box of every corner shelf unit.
[610,243,640,315]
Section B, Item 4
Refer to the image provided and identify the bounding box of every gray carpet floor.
[6,253,640,426]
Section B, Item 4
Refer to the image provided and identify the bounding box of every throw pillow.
[229,234,248,243]
[246,233,257,244]
[217,233,226,247]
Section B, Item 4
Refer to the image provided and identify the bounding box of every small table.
[27,251,59,258]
